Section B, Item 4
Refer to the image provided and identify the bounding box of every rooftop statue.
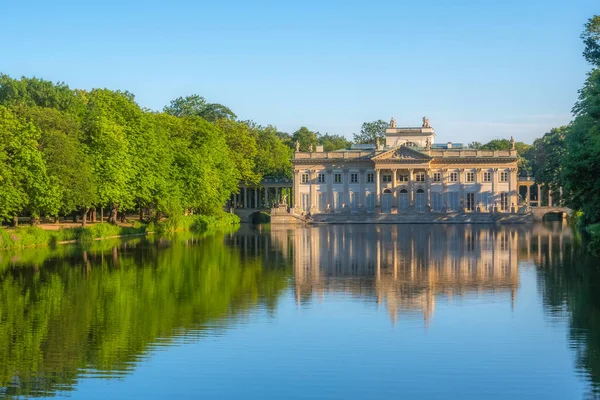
[308,144,313,152]
[510,136,515,150]
[390,117,396,128]
[422,116,430,128]
[425,138,431,149]
[295,140,300,152]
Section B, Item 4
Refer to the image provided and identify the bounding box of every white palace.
[292,117,520,215]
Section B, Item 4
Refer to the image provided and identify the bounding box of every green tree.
[582,15,600,66]
[353,120,388,145]
[317,132,351,151]
[81,89,135,223]
[531,127,567,195]
[164,94,236,122]
[0,106,60,225]
[254,124,293,179]
[561,17,600,224]
[291,126,318,151]
[216,119,260,185]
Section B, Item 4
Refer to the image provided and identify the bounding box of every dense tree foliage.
[353,119,388,145]
[0,76,306,224]
[163,94,236,122]
[532,16,600,225]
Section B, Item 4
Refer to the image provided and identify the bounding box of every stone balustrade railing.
[294,149,518,160]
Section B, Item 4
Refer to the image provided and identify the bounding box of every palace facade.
[292,118,520,214]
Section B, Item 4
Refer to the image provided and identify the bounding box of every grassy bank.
[0,212,240,250]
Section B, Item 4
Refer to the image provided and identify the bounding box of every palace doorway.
[382,189,392,213]
[415,189,426,211]
[399,189,409,211]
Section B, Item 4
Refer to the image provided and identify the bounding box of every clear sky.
[1,0,597,144]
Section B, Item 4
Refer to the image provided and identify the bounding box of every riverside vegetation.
[1,16,600,251]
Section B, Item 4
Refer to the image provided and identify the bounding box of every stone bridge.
[531,206,571,222]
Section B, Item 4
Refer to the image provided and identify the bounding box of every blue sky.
[1,0,597,144]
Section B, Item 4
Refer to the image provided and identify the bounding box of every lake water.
[1,223,599,399]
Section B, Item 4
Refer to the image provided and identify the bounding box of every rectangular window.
[350,173,358,183]
[466,172,474,182]
[449,172,458,182]
[317,173,325,183]
[466,192,475,211]
[483,171,491,182]
[500,171,509,182]
[301,173,309,184]
[334,173,342,184]
[432,172,441,182]
[500,192,509,210]
[367,173,374,183]
[398,174,409,182]
[415,172,425,182]
[382,174,392,183]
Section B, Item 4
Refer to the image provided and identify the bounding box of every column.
[309,170,316,211]
[293,170,300,211]
[243,187,247,208]
[442,169,448,211]
[511,168,518,209]
[376,169,381,207]
[491,169,497,212]
[559,187,563,206]
[327,169,333,211]
[408,168,414,207]
[359,169,366,208]
[425,169,431,210]
[459,169,465,211]
[392,169,397,207]
[548,188,553,207]
[265,187,269,208]
[343,169,349,207]
[254,189,258,209]
[526,185,530,206]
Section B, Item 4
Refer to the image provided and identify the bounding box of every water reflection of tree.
[0,232,291,398]
[537,234,600,398]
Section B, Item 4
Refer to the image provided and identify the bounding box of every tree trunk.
[81,207,89,227]
[90,208,96,223]
[108,205,119,224]
[139,208,144,221]
[12,215,18,227]
[100,207,104,223]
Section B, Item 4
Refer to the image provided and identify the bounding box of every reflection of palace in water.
[268,225,547,325]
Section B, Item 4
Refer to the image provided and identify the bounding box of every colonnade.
[518,179,561,207]
[229,185,292,209]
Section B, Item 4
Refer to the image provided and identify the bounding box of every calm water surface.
[1,223,599,399]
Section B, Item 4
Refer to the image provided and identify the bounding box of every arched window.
[416,189,425,193]
[400,189,408,194]
[404,141,417,147]
[383,188,392,194]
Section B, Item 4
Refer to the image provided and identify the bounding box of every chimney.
[447,142,452,149]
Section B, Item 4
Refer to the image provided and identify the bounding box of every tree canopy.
[353,119,388,145]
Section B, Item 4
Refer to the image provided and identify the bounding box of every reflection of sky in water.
[2,223,598,399]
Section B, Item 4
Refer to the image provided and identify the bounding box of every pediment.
[371,146,432,161]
